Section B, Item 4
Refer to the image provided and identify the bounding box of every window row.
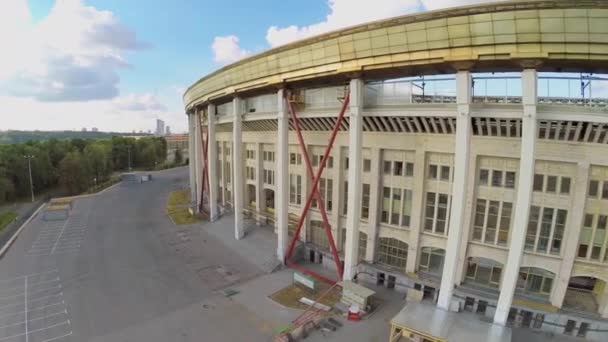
[312,178,333,211]
[342,182,371,221]
[424,192,450,235]
[289,174,302,205]
[472,199,512,246]
[246,166,255,181]
[376,238,408,269]
[290,153,302,165]
[263,151,275,162]
[263,169,274,185]
[578,213,608,262]
[533,174,571,194]
[428,164,451,182]
[312,154,334,169]
[383,160,414,177]
[479,169,516,189]
[525,206,567,255]
[246,149,255,159]
[588,179,608,200]
[381,187,412,228]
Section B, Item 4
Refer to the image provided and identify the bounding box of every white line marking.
[39,331,72,342]
[0,285,60,301]
[0,320,70,341]
[0,310,67,330]
[50,219,70,255]
[0,270,58,283]
[24,276,28,342]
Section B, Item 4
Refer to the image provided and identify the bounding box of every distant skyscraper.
[92,127,98,132]
[165,126,171,135]
[156,119,165,136]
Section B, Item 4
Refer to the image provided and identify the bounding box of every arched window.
[376,238,408,269]
[517,267,554,296]
[419,247,445,275]
[465,257,503,288]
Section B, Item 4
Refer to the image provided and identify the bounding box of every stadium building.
[185,1,608,339]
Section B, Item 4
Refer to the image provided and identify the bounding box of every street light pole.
[23,155,35,202]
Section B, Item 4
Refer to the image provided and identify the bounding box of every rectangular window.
[440,166,450,181]
[473,199,486,241]
[492,170,503,187]
[526,206,541,251]
[498,202,512,245]
[312,154,319,167]
[560,177,571,194]
[424,192,436,232]
[405,162,414,177]
[394,161,403,176]
[327,156,333,169]
[289,174,302,205]
[345,157,348,170]
[589,180,599,198]
[603,182,608,199]
[381,187,390,223]
[484,201,499,244]
[546,176,557,193]
[343,181,348,215]
[533,174,544,192]
[429,164,438,180]
[479,169,489,186]
[363,159,371,172]
[401,189,412,227]
[361,184,370,220]
[551,209,567,255]
[391,189,401,225]
[436,194,449,234]
[383,161,391,175]
[505,171,516,189]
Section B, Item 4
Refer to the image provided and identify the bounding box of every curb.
[0,202,46,258]
[57,181,121,201]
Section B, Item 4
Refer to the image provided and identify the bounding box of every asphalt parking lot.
[0,167,273,341]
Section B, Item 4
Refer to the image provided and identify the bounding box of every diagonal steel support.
[199,124,210,214]
[284,89,350,282]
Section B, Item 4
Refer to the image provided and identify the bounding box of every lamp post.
[23,155,35,202]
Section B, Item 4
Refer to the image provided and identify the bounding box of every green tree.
[58,152,89,195]
[174,147,183,165]
[84,142,111,184]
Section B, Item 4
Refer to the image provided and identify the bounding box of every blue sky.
[0,0,605,133]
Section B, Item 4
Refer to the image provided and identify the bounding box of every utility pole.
[23,155,35,202]
[127,146,132,171]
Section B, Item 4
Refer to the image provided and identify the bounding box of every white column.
[232,97,245,239]
[438,70,472,310]
[188,112,197,205]
[194,108,203,212]
[220,142,227,208]
[550,162,589,307]
[494,69,538,325]
[276,89,289,262]
[406,149,426,273]
[365,147,382,262]
[208,104,219,221]
[344,78,363,281]
[255,143,266,225]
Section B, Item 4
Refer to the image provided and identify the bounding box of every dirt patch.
[269,282,341,310]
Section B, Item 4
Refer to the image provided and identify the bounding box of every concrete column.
[232,97,245,240]
[276,89,289,262]
[438,70,472,310]
[193,108,203,212]
[220,142,227,208]
[208,104,219,221]
[494,69,538,325]
[550,162,589,307]
[330,148,341,252]
[365,147,382,262]
[344,78,364,281]
[406,149,426,273]
[454,151,479,285]
[255,143,266,225]
[188,112,197,205]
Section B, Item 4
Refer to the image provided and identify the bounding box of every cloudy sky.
[6,0,593,133]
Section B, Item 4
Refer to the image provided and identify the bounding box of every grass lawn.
[0,211,18,233]
[167,189,190,206]
[166,189,198,225]
[269,282,342,310]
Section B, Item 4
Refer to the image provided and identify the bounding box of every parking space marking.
[0,270,72,342]
[27,200,91,258]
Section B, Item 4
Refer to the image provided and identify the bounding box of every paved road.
[0,167,273,342]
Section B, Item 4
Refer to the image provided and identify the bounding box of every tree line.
[0,136,167,202]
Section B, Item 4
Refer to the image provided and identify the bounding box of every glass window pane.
[505,171,516,188]
[533,174,544,191]
[429,165,438,179]
[479,169,489,186]
[405,162,414,176]
[492,170,503,187]
[560,177,571,194]
[603,182,608,199]
[440,166,450,181]
[589,180,599,197]
[383,161,391,174]
[546,176,557,193]
[394,161,403,176]
[363,159,371,172]
[584,214,594,227]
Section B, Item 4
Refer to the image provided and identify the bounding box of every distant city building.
[81,127,87,132]
[166,126,171,135]
[165,134,188,162]
[92,127,98,132]
[156,119,165,136]
[147,130,152,134]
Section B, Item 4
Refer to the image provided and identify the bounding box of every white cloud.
[211,35,251,64]
[265,0,502,48]
[113,93,167,112]
[0,0,147,102]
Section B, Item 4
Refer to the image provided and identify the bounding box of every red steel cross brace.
[284,89,350,284]
[199,122,210,214]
